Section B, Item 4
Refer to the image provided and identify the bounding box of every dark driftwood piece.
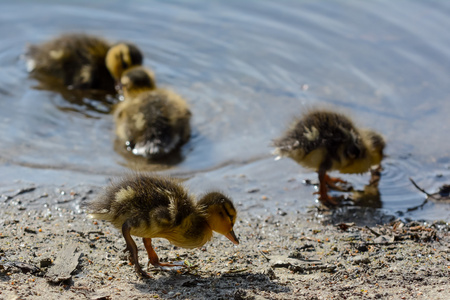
[46,241,81,283]
[0,261,40,274]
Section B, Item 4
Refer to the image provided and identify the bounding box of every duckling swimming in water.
[26,33,143,93]
[87,174,239,278]
[114,66,191,159]
[273,109,385,207]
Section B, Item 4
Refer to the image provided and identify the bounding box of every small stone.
[288,250,305,260]
[264,267,277,280]
[40,258,53,268]
[352,255,370,265]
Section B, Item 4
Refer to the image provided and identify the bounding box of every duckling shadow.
[334,181,382,210]
[134,271,290,297]
[319,184,396,227]
[30,74,116,115]
[315,166,397,226]
[0,272,10,282]
[320,206,397,227]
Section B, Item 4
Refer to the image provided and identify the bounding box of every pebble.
[351,255,371,265]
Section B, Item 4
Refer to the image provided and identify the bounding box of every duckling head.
[338,129,385,174]
[120,66,156,99]
[360,129,385,166]
[198,192,239,245]
[106,43,143,81]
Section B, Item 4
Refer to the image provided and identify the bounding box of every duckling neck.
[164,215,214,249]
[123,88,154,100]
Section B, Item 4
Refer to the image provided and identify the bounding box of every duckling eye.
[222,206,235,223]
[346,144,360,159]
[119,52,129,69]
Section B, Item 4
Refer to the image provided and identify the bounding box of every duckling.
[26,33,143,93]
[114,66,191,159]
[87,174,239,278]
[273,109,385,207]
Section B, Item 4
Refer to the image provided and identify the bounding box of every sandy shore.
[0,184,449,300]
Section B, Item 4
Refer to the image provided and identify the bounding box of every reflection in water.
[31,77,116,115]
[348,166,382,209]
[113,138,185,172]
[349,184,382,209]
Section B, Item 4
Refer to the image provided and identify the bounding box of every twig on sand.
[3,187,36,202]
[259,250,270,262]
[365,226,381,237]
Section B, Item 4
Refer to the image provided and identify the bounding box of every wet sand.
[1,184,449,300]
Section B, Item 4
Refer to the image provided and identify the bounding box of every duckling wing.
[88,175,196,230]
[274,111,358,162]
[26,34,112,90]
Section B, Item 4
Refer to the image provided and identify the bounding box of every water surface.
[1,0,449,221]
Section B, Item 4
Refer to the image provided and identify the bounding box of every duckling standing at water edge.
[273,109,385,207]
[26,33,143,93]
[87,174,239,278]
[115,66,191,159]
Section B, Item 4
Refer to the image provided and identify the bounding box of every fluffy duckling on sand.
[115,66,191,159]
[273,109,385,207]
[87,174,239,278]
[26,33,143,93]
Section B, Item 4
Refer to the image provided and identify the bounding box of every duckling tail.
[132,134,180,159]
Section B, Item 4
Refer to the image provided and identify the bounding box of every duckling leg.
[324,174,352,192]
[122,221,150,278]
[143,238,185,269]
[317,169,340,206]
[369,165,382,187]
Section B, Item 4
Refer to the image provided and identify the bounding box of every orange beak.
[225,230,239,245]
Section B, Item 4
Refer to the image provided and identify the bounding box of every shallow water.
[0,0,449,221]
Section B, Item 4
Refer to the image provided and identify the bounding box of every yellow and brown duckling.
[273,109,385,207]
[114,66,191,159]
[26,33,143,93]
[87,174,239,278]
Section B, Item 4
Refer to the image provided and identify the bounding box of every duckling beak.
[225,230,239,245]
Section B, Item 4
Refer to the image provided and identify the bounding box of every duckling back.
[26,33,114,91]
[114,89,191,159]
[88,175,195,229]
[274,110,359,165]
